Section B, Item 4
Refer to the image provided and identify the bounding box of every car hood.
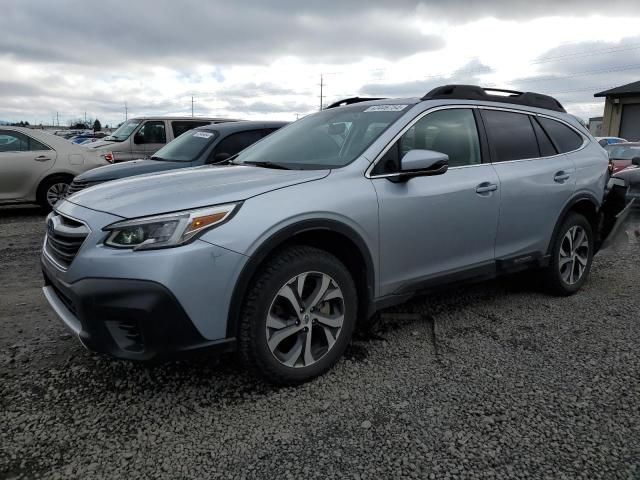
[66,165,330,218]
[614,165,640,184]
[75,159,187,182]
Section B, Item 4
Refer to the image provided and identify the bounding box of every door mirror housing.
[212,152,231,163]
[632,156,640,166]
[388,149,449,182]
[133,132,144,145]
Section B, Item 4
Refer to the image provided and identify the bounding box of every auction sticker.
[193,131,213,138]
[364,105,408,112]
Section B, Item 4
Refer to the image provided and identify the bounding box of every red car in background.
[604,142,640,173]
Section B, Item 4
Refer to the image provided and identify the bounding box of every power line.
[532,43,640,64]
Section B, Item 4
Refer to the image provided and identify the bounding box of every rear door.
[481,108,579,261]
[171,120,211,139]
[0,130,57,201]
[372,107,501,296]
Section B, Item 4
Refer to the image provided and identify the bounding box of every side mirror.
[212,152,231,163]
[389,150,449,182]
[133,133,144,144]
[632,156,640,166]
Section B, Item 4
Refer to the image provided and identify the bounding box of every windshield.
[234,104,410,169]
[605,144,640,160]
[106,120,141,142]
[151,129,218,162]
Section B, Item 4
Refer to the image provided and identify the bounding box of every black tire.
[544,212,594,296]
[239,246,357,385]
[36,175,72,211]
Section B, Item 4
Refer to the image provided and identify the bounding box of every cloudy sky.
[2,0,640,126]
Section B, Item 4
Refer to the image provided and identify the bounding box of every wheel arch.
[35,171,75,199]
[546,192,600,255]
[226,219,376,338]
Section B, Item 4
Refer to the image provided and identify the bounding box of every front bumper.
[42,269,236,360]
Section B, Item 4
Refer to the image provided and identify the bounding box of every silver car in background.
[41,85,626,385]
[0,127,107,209]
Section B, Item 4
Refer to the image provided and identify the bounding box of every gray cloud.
[359,59,494,97]
[0,1,443,66]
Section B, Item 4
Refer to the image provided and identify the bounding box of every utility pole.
[56,112,59,127]
[191,95,195,117]
[124,102,128,121]
[84,111,87,124]
[319,74,325,111]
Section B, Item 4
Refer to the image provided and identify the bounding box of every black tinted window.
[136,121,166,144]
[172,121,210,138]
[531,118,557,157]
[210,130,263,163]
[482,110,540,162]
[537,117,583,153]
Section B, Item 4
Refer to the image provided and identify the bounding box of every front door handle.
[554,171,571,183]
[476,182,498,194]
[34,155,51,162]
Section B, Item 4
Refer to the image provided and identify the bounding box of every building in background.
[588,116,603,136]
[595,80,640,141]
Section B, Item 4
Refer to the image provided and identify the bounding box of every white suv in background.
[87,116,240,163]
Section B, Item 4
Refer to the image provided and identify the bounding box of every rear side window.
[531,118,557,157]
[172,121,210,138]
[482,110,539,162]
[209,130,263,163]
[537,117,583,153]
[0,131,51,152]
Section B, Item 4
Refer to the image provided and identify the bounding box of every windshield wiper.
[242,161,290,170]
[150,155,166,161]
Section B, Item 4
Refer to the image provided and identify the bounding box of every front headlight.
[103,203,239,250]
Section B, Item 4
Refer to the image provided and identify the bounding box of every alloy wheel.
[46,182,69,207]
[265,271,345,368]
[559,225,590,285]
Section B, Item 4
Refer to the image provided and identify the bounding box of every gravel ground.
[1,205,639,480]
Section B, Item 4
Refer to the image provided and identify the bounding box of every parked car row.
[39,85,633,385]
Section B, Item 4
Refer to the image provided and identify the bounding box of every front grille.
[44,213,90,269]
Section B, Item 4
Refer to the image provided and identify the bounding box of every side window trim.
[535,113,587,156]
[366,105,484,179]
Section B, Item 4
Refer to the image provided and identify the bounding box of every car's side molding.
[225,219,376,338]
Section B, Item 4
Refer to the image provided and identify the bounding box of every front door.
[0,130,57,202]
[371,107,500,296]
[132,120,167,159]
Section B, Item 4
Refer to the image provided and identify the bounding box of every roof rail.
[421,85,566,113]
[325,97,386,109]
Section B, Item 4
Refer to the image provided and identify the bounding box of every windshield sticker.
[364,105,408,112]
[193,131,213,139]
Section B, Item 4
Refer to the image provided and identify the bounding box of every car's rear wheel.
[544,212,594,296]
[37,175,71,211]
[239,246,357,385]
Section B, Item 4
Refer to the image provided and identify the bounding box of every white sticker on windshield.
[193,131,213,139]
[364,105,408,112]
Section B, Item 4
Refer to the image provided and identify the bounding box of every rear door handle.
[34,156,51,162]
[554,171,571,182]
[476,182,498,194]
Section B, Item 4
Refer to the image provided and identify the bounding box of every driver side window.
[136,121,166,144]
[373,108,481,175]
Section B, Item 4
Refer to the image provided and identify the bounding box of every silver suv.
[41,85,626,385]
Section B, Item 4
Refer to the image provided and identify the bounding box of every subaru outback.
[41,85,628,385]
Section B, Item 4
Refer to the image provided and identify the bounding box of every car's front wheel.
[544,212,594,296]
[239,246,357,385]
